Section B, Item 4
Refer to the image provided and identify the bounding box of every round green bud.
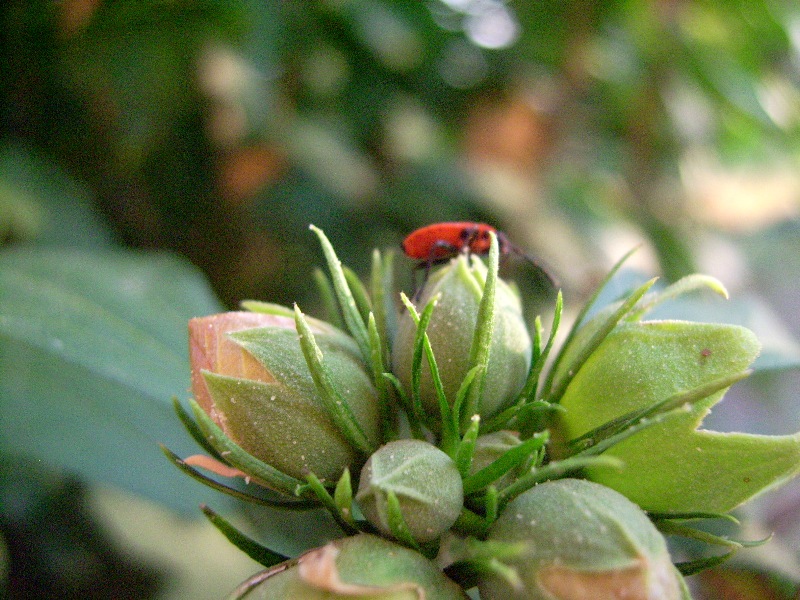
[478,479,684,600]
[393,255,532,424]
[356,440,464,543]
[189,311,380,483]
[231,534,468,599]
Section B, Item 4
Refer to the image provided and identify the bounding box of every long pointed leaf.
[626,274,728,322]
[160,445,316,509]
[518,291,563,403]
[386,490,423,553]
[201,505,288,568]
[304,472,360,535]
[497,455,623,509]
[370,248,395,370]
[455,415,481,476]
[172,397,224,461]
[343,265,372,322]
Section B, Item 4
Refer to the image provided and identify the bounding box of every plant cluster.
[164,225,800,599]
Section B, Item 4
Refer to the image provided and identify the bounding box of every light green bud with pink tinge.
[230,534,469,599]
[189,311,381,484]
[478,479,687,600]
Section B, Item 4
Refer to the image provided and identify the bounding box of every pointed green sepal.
[309,224,371,362]
[462,233,499,428]
[385,489,424,553]
[160,445,316,509]
[304,471,360,535]
[334,468,356,525]
[189,398,308,496]
[497,454,623,509]
[626,273,729,323]
[455,414,481,476]
[171,397,223,460]
[518,291,563,404]
[200,504,288,568]
[293,305,375,455]
[463,432,549,496]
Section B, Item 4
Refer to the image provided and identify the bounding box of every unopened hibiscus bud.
[478,479,684,600]
[393,255,532,423]
[189,311,380,483]
[230,534,468,599]
[356,440,464,543]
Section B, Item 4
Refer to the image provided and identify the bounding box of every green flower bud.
[393,255,532,423]
[478,479,684,600]
[231,534,468,599]
[356,440,464,543]
[189,311,380,483]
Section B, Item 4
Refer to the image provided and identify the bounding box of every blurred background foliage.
[1,0,800,597]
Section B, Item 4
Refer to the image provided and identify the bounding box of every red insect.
[402,222,506,262]
[402,221,555,287]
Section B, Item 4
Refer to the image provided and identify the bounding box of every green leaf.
[0,248,225,513]
[557,319,800,513]
[546,277,658,404]
[567,371,751,456]
[646,293,800,372]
